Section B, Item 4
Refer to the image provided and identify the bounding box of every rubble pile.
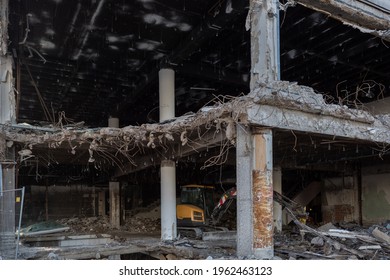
[57,202,161,234]
[123,201,161,233]
[122,217,160,233]
[275,221,390,260]
[57,216,111,233]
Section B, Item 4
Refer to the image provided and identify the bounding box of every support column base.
[253,246,274,259]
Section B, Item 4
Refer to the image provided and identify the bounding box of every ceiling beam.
[296,0,390,41]
[113,129,227,177]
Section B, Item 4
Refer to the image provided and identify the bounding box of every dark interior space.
[8,0,390,127]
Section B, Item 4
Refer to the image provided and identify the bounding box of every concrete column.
[0,53,16,256]
[252,128,273,259]
[0,58,15,123]
[159,68,176,241]
[159,69,175,121]
[237,126,274,259]
[109,182,120,229]
[108,117,119,128]
[1,164,15,232]
[160,160,177,240]
[98,191,106,216]
[236,125,253,256]
[108,117,120,228]
[273,167,282,233]
[249,0,280,90]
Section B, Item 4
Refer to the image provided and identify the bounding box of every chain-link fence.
[0,169,25,260]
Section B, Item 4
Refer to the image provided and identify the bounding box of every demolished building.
[1,0,390,259]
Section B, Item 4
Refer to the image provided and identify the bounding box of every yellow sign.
[16,197,20,203]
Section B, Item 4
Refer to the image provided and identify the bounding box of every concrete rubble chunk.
[372,227,390,244]
[311,237,324,246]
[317,222,338,232]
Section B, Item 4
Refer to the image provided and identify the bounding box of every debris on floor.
[12,198,390,260]
[275,216,390,260]
[18,221,70,237]
[57,201,162,234]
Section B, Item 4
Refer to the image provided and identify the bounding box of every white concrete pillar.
[159,69,175,121]
[160,160,177,240]
[273,167,282,233]
[159,68,177,241]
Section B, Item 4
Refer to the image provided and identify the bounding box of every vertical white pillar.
[108,117,120,228]
[159,69,175,121]
[160,160,177,240]
[273,167,282,233]
[159,68,176,241]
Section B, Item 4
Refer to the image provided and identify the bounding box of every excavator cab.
[176,185,215,227]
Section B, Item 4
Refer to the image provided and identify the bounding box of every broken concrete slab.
[202,231,237,241]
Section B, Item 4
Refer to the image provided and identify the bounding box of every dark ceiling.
[8,0,390,127]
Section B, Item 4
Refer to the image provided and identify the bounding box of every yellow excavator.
[176,184,237,227]
[176,184,308,233]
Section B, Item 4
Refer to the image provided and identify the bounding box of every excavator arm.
[211,187,237,225]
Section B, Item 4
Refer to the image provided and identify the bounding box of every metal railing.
[0,187,25,259]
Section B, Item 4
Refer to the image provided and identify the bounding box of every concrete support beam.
[109,182,120,229]
[236,126,274,259]
[249,0,280,90]
[236,125,253,257]
[273,167,282,233]
[114,129,227,177]
[159,68,177,241]
[247,104,390,145]
[297,0,390,41]
[252,128,274,259]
